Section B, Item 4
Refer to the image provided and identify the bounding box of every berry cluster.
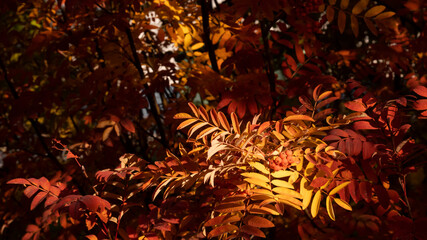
[269,150,299,171]
[294,0,324,16]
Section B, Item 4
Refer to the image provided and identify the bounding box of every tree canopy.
[1,0,426,239]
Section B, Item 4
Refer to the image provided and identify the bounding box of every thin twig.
[125,27,168,149]
[200,0,219,73]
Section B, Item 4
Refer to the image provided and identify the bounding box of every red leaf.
[348,180,361,203]
[217,96,232,109]
[414,85,427,97]
[240,225,266,238]
[31,191,48,210]
[237,101,247,118]
[7,178,31,185]
[330,129,349,137]
[295,44,305,63]
[310,177,329,188]
[359,181,372,202]
[79,195,111,212]
[38,177,50,191]
[354,121,377,130]
[120,119,136,133]
[374,185,390,208]
[362,141,375,160]
[413,99,427,110]
[344,99,367,111]
[24,186,39,198]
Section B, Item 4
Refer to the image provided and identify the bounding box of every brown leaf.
[326,6,335,22]
[204,215,241,227]
[351,15,359,37]
[352,0,369,15]
[207,224,238,238]
[243,215,275,228]
[340,0,349,10]
[338,10,346,34]
[240,225,266,238]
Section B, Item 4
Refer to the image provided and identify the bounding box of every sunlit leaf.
[326,196,335,220]
[311,190,322,218]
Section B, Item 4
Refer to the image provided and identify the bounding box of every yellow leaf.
[241,172,270,183]
[271,180,294,189]
[311,190,322,218]
[272,187,302,198]
[183,34,192,49]
[302,189,313,210]
[271,131,285,141]
[334,198,352,211]
[352,0,369,15]
[190,42,204,50]
[244,178,271,189]
[249,162,270,175]
[329,181,351,195]
[271,170,293,178]
[326,196,336,220]
[364,5,386,18]
[340,0,349,10]
[338,10,346,34]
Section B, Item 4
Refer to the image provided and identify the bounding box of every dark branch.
[200,0,219,73]
[125,28,168,149]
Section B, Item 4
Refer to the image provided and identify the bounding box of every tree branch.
[125,28,168,148]
[200,0,219,73]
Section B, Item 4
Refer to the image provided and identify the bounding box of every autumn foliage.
[1,0,427,239]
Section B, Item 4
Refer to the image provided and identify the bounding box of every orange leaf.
[199,106,209,122]
[188,102,199,118]
[173,113,192,119]
[340,0,349,10]
[177,118,198,130]
[352,0,369,15]
[218,111,231,132]
[364,5,386,18]
[283,115,315,122]
[414,85,427,97]
[243,215,275,228]
[7,178,31,185]
[375,11,395,20]
[31,191,48,210]
[208,224,239,238]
